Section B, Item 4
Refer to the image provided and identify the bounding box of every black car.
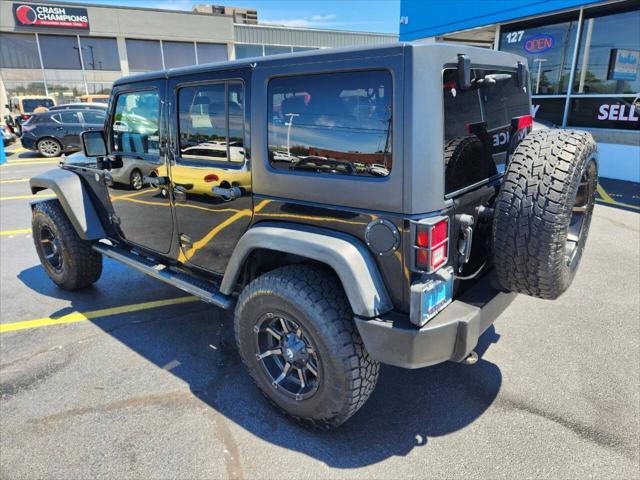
[20,109,106,157]
[29,43,598,429]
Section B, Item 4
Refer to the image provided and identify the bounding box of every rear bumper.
[354,274,516,369]
[20,134,36,150]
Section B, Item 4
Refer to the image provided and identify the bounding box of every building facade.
[400,0,639,182]
[0,1,396,109]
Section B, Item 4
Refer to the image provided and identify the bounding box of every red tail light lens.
[516,114,533,130]
[21,114,30,120]
[204,173,219,183]
[415,216,449,272]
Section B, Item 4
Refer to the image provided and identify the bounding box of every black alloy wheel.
[254,311,320,401]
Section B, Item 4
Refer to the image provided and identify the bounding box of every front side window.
[82,110,106,124]
[267,70,393,178]
[178,81,245,163]
[500,20,577,95]
[111,90,160,155]
[59,111,81,124]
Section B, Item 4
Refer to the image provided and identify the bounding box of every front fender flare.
[220,222,392,318]
[30,168,106,240]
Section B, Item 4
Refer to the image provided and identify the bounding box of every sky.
[66,0,401,34]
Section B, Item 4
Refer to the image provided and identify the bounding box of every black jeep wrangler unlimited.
[29,43,598,429]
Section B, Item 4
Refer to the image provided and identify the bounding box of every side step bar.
[93,243,233,309]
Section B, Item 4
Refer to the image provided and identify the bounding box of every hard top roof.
[113,42,524,86]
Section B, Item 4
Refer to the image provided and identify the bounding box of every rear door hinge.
[179,233,193,250]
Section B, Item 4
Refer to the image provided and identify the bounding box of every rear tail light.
[514,114,533,130]
[21,114,30,121]
[414,216,449,272]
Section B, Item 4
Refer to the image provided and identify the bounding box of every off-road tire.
[493,129,598,299]
[234,265,379,429]
[32,199,102,290]
[444,136,495,193]
[37,137,62,158]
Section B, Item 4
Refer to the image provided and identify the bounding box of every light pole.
[533,58,547,94]
[285,113,299,159]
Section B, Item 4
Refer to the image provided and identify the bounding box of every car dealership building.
[0,1,395,112]
[400,0,639,182]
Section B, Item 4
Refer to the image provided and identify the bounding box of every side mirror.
[516,61,528,89]
[81,130,107,157]
[456,54,471,90]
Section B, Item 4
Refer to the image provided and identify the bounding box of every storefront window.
[500,20,578,95]
[264,45,292,56]
[573,9,640,95]
[163,41,196,69]
[196,43,228,64]
[235,44,263,59]
[79,37,120,71]
[0,33,41,69]
[39,35,82,70]
[126,39,163,72]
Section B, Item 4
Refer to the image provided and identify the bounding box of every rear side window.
[177,81,245,163]
[55,112,80,124]
[443,68,530,195]
[111,90,160,155]
[268,70,392,178]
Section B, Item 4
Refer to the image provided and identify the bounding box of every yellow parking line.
[0,229,31,236]
[0,193,55,201]
[0,296,200,333]
[597,183,640,211]
[0,178,30,184]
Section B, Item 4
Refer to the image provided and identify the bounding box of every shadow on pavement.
[18,262,502,468]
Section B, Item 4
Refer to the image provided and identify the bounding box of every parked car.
[6,95,57,135]
[29,43,598,429]
[49,103,108,112]
[21,109,106,157]
[64,151,156,191]
[2,121,17,146]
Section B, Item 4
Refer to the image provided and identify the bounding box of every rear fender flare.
[220,222,392,318]
[30,168,106,240]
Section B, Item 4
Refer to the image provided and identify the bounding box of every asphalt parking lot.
[1,145,639,479]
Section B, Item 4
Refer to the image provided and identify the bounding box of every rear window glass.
[443,68,530,195]
[268,70,392,178]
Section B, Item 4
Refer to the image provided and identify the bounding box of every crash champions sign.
[13,3,89,29]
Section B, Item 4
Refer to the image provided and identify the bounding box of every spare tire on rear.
[493,129,598,299]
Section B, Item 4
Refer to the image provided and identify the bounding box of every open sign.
[524,34,554,54]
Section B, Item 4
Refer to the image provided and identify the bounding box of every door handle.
[212,186,242,201]
[56,126,64,131]
[143,175,168,188]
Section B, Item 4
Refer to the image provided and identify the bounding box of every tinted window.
[178,82,244,163]
[112,90,160,155]
[196,43,228,64]
[22,99,55,112]
[0,33,40,69]
[268,71,392,178]
[59,112,81,124]
[39,35,82,70]
[443,68,530,195]
[573,9,640,95]
[79,37,120,71]
[163,41,196,69]
[235,44,263,59]
[500,20,578,95]
[126,39,163,72]
[264,45,292,56]
[82,110,106,124]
